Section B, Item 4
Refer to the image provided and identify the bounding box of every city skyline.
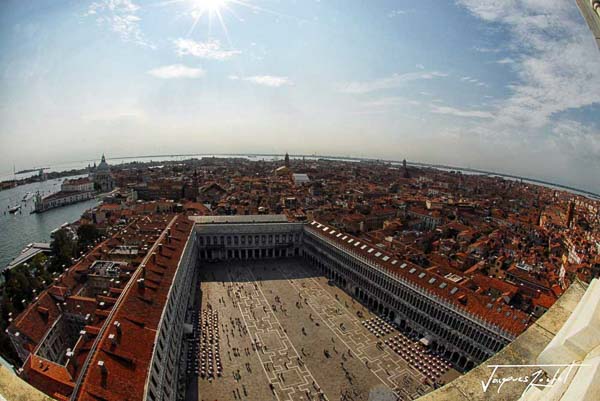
[1,0,599,193]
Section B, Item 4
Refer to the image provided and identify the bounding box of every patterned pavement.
[197,259,435,401]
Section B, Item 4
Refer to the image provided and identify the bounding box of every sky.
[0,0,599,193]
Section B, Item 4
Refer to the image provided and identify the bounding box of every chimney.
[37,306,49,317]
[66,350,77,370]
[158,244,163,255]
[114,321,122,341]
[152,252,157,263]
[98,360,107,387]
[137,278,145,292]
[108,333,118,346]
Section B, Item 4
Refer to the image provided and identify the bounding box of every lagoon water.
[0,178,98,269]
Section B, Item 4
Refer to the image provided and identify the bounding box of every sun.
[186,0,236,37]
[191,0,229,15]
[178,0,297,38]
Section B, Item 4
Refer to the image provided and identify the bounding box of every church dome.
[97,154,110,172]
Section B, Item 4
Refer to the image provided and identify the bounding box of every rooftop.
[306,220,531,337]
[75,215,194,401]
[417,278,588,401]
[189,214,289,224]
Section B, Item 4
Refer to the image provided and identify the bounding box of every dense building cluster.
[109,155,599,294]
[5,205,194,400]
[3,155,599,401]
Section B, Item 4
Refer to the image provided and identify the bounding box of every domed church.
[90,154,115,192]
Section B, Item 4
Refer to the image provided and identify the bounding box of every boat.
[22,192,33,202]
[8,205,21,214]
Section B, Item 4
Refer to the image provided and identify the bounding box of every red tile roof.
[306,220,530,337]
[75,215,194,401]
[23,354,75,400]
[8,213,184,400]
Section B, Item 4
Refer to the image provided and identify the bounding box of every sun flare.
[191,0,229,15]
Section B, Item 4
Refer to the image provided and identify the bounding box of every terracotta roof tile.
[307,220,530,336]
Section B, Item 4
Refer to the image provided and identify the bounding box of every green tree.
[76,224,100,253]
[50,229,75,273]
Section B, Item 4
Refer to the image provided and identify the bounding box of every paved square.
[196,258,455,401]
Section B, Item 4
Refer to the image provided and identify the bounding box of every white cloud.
[230,75,291,87]
[360,96,413,108]
[388,10,408,17]
[460,76,488,87]
[147,64,205,79]
[86,0,152,48]
[174,38,241,60]
[451,0,600,191]
[339,71,447,94]
[456,0,600,129]
[550,120,600,164]
[496,57,515,64]
[431,105,494,119]
[473,46,502,53]
[86,0,139,16]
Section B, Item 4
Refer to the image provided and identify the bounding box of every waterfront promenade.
[0,177,97,269]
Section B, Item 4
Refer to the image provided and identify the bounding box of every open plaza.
[194,259,459,401]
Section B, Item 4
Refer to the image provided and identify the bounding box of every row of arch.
[198,246,300,260]
[303,243,483,372]
[303,232,509,351]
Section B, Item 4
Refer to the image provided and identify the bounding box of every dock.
[4,243,51,271]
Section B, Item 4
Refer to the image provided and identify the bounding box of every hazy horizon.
[1,1,599,192]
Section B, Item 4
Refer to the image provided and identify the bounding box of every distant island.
[15,167,48,174]
[0,167,89,191]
